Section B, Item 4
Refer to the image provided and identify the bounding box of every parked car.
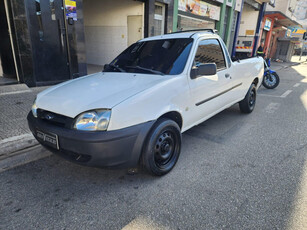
[28,30,264,176]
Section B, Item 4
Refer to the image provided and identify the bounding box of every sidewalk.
[0,84,51,172]
[270,55,307,71]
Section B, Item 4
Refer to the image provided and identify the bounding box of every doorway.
[0,0,18,85]
[83,0,144,74]
[25,0,70,85]
[127,15,143,46]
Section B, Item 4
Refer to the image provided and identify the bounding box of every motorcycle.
[262,58,280,89]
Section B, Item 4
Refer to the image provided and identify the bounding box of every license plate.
[36,130,59,150]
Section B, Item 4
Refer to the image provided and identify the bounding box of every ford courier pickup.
[28,30,264,176]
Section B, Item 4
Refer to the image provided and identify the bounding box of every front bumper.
[27,112,154,168]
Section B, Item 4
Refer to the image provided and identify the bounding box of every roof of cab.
[139,30,219,42]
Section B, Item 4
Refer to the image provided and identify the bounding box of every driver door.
[188,38,232,124]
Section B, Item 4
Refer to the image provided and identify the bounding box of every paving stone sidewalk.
[0,84,50,171]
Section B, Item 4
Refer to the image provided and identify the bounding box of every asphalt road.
[1,62,307,230]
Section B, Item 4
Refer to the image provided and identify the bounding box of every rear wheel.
[141,118,181,176]
[239,83,257,113]
[262,72,280,89]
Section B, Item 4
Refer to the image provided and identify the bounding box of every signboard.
[226,0,233,7]
[235,0,243,12]
[291,28,306,38]
[178,0,221,21]
[65,0,77,21]
[245,30,255,36]
[264,18,272,31]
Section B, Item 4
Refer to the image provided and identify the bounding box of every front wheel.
[141,118,181,176]
[239,83,257,113]
[262,72,280,89]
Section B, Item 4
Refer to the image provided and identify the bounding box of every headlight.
[73,110,111,131]
[32,100,38,118]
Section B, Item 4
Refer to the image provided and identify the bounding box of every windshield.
[104,38,193,75]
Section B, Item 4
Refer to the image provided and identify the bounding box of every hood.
[36,72,166,118]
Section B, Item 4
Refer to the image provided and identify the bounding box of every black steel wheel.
[262,72,280,89]
[142,118,181,176]
[239,83,257,113]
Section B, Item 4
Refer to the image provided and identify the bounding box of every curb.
[0,133,51,173]
[0,133,37,156]
[271,61,304,72]
[0,145,51,173]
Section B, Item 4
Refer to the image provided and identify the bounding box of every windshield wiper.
[125,65,164,75]
[104,64,125,72]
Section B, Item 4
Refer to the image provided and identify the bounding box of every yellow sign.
[245,30,254,36]
[65,0,76,7]
[291,28,306,37]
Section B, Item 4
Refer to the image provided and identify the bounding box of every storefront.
[176,0,221,31]
[0,0,19,85]
[261,11,301,61]
[1,0,175,87]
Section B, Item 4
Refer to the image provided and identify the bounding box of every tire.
[239,83,257,113]
[262,72,280,89]
[141,118,181,176]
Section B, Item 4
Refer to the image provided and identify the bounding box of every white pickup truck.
[28,30,264,176]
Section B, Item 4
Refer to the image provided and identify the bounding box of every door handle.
[225,73,231,79]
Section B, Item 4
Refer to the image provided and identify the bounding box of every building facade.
[0,0,175,87]
[259,0,301,61]
[173,0,242,53]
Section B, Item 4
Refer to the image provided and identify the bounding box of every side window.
[194,39,226,71]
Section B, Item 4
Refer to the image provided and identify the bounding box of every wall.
[266,0,298,19]
[83,0,144,65]
[238,3,259,36]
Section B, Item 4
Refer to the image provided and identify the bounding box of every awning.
[265,11,302,28]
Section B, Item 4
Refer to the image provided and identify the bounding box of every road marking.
[293,83,300,87]
[0,89,32,96]
[265,102,280,113]
[280,90,293,98]
[258,93,281,98]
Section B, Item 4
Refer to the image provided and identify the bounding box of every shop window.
[194,39,226,70]
[153,3,165,36]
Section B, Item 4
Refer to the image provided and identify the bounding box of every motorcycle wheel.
[262,72,280,89]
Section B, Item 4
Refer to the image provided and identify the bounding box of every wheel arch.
[252,77,259,87]
[158,111,183,130]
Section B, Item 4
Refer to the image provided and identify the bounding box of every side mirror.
[191,63,217,79]
[103,64,110,71]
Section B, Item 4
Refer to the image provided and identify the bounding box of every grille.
[37,109,74,128]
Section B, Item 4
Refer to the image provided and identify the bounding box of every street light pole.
[301,32,307,61]
[299,41,303,61]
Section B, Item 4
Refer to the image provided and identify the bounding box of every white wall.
[266,0,298,19]
[238,4,259,36]
[83,0,144,66]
